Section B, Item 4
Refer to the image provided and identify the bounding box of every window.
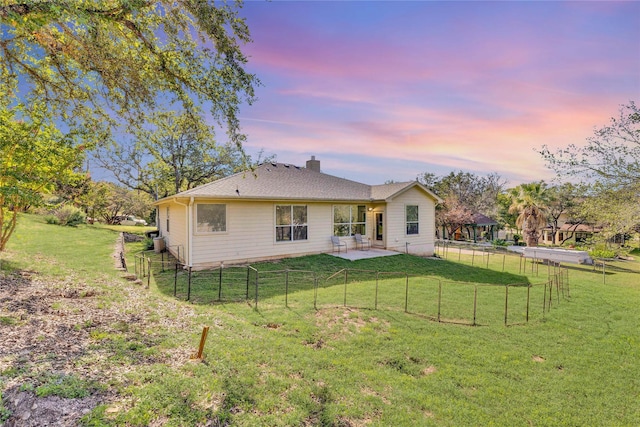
[196,204,226,233]
[276,205,307,242]
[166,207,170,232]
[406,205,419,235]
[333,205,366,236]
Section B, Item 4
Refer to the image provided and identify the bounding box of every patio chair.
[354,233,371,251]
[331,236,347,253]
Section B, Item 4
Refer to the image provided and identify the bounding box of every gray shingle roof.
[158,162,441,203]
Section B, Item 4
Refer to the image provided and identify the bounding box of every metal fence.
[131,248,569,326]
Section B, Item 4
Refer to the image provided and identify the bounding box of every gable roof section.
[372,181,442,203]
[156,162,442,203]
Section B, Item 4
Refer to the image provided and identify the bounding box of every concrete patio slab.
[328,248,402,261]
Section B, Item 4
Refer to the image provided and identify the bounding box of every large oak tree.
[0,1,259,250]
[1,1,258,146]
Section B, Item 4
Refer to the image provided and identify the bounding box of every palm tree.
[508,182,549,247]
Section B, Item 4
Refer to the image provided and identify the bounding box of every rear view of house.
[154,157,442,268]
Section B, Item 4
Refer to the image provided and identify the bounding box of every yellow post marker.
[191,326,210,360]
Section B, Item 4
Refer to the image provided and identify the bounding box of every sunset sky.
[236,1,640,186]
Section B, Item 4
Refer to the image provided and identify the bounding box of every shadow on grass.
[148,254,531,306]
[0,258,22,273]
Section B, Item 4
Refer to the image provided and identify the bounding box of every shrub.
[492,239,508,247]
[142,237,154,250]
[44,215,60,225]
[589,244,617,259]
[53,205,86,227]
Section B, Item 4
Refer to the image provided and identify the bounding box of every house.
[153,157,442,268]
[540,211,603,245]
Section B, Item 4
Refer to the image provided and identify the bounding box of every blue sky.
[234,1,640,186]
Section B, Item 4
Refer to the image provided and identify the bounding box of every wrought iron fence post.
[246,267,250,300]
[504,285,509,326]
[313,274,318,310]
[254,270,259,310]
[437,281,442,322]
[187,266,192,301]
[174,262,178,297]
[404,273,409,313]
[343,269,348,307]
[473,285,478,326]
[218,265,223,301]
[285,269,289,308]
[375,272,379,310]
[526,285,531,323]
[519,255,522,274]
[146,257,151,288]
[471,249,475,266]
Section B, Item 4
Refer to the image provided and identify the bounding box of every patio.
[329,248,402,261]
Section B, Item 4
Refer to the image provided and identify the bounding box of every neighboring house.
[153,157,442,268]
[540,211,602,245]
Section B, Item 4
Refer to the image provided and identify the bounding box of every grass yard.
[1,214,639,426]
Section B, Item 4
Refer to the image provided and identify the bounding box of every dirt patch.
[2,387,102,427]
[0,240,197,426]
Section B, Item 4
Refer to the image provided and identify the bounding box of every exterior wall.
[156,189,437,267]
[157,200,188,263]
[190,200,336,268]
[385,187,436,256]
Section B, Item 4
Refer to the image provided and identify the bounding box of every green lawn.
[2,214,639,426]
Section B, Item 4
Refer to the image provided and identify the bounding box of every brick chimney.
[306,155,321,173]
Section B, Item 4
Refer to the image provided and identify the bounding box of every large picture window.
[406,205,419,235]
[276,205,308,242]
[333,205,366,236]
[196,204,226,233]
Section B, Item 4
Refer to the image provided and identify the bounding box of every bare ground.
[0,241,196,426]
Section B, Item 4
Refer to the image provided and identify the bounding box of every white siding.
[190,201,336,267]
[385,187,437,256]
[157,200,188,263]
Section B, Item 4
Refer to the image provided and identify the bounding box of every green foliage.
[492,239,508,247]
[0,316,17,326]
[508,182,550,246]
[94,110,251,199]
[0,390,10,423]
[419,171,505,237]
[0,1,259,154]
[589,248,617,259]
[0,96,84,251]
[52,205,86,227]
[35,373,97,399]
[44,215,60,225]
[540,102,640,237]
[142,237,154,250]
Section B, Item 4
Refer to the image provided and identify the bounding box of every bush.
[492,239,508,247]
[50,205,86,227]
[142,237,154,250]
[589,244,617,259]
[44,215,60,225]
